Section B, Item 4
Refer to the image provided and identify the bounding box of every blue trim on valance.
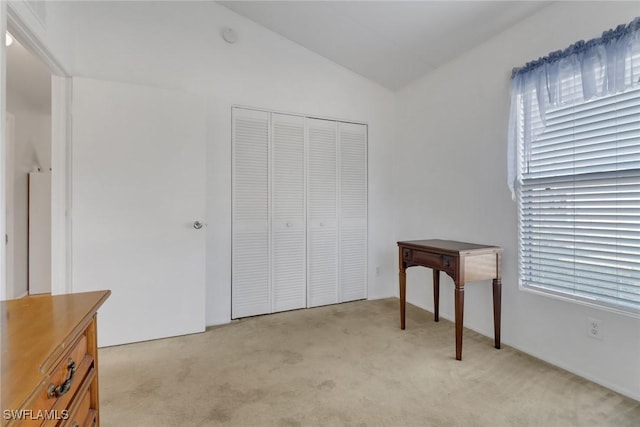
[511,16,640,79]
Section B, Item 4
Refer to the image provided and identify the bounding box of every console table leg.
[493,278,502,349]
[433,269,440,322]
[400,266,406,330]
[455,285,464,361]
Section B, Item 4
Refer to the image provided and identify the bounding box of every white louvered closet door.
[339,123,368,302]
[307,118,339,307]
[232,108,270,318]
[271,113,306,312]
[233,108,367,318]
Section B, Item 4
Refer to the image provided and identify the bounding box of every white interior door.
[72,77,206,347]
[28,170,51,294]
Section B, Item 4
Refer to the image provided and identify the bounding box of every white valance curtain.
[507,17,640,197]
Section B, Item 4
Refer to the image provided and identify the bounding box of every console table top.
[398,239,501,254]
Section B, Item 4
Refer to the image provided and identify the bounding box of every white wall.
[395,1,640,400]
[53,1,396,325]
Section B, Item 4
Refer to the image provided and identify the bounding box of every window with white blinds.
[519,86,640,314]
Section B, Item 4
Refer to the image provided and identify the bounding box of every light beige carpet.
[98,298,639,426]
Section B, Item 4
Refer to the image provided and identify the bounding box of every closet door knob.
[193,221,204,230]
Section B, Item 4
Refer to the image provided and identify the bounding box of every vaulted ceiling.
[5,1,553,112]
[219,1,552,90]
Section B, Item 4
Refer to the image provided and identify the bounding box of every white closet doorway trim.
[1,4,72,299]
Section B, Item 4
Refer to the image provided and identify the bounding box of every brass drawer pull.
[48,358,76,398]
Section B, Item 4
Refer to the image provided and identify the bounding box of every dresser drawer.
[14,334,93,427]
[403,248,456,272]
[61,387,96,427]
[42,364,96,427]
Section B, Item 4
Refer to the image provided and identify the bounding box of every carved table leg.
[455,284,464,361]
[433,269,440,322]
[400,263,406,330]
[493,278,502,349]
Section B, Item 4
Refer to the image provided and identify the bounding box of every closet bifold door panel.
[306,118,339,307]
[232,107,367,318]
[271,113,306,312]
[339,122,368,302]
[232,108,270,318]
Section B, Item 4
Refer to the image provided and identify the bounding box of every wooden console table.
[398,239,502,360]
[1,291,110,426]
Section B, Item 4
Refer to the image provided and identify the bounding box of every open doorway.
[5,32,52,297]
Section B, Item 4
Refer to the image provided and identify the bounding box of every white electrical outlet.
[587,317,603,340]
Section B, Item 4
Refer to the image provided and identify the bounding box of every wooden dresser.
[1,291,110,427]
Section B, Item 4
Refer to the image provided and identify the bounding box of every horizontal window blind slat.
[524,259,640,286]
[522,213,640,222]
[523,229,640,238]
[531,135,640,159]
[530,142,640,169]
[523,278,640,301]
[534,131,639,151]
[522,241,640,258]
[525,162,640,178]
[523,266,640,286]
[523,281,640,305]
[546,100,640,128]
[547,103,640,127]
[521,190,640,201]
[530,155,640,174]
[521,227,640,241]
[521,251,640,271]
[536,115,640,143]
[520,239,640,255]
[523,267,640,291]
[523,239,640,249]
[546,87,640,118]
[521,195,640,204]
[522,274,640,300]
[521,169,640,186]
